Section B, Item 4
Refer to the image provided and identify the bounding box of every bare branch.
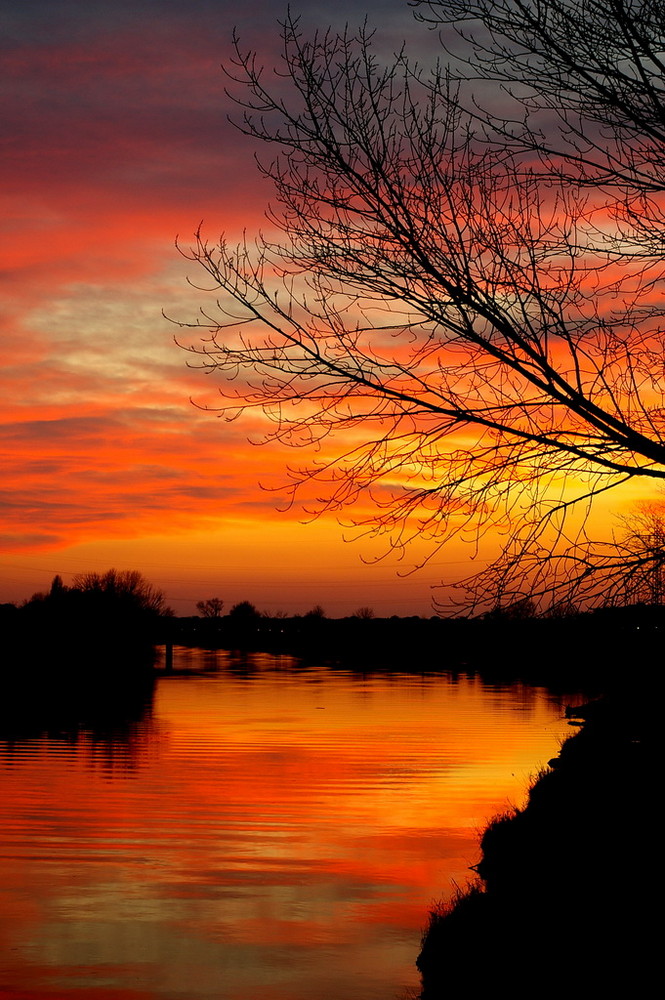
[174,3,665,612]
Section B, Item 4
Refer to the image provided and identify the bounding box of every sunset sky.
[1,0,654,615]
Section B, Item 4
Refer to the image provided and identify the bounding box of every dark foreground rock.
[417,693,656,997]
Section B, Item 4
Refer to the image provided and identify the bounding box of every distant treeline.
[163,602,664,688]
[3,569,663,689]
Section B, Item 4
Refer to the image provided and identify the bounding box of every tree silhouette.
[14,569,169,675]
[615,503,665,605]
[176,1,665,611]
[196,597,225,618]
[72,569,170,616]
[228,600,260,619]
[303,605,326,619]
[353,606,375,620]
[49,574,67,596]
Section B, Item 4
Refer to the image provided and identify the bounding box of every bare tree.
[196,597,225,618]
[615,502,665,604]
[73,569,169,616]
[303,604,326,619]
[175,2,665,612]
[414,0,665,191]
[353,606,376,619]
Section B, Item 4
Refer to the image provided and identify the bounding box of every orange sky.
[1,1,657,615]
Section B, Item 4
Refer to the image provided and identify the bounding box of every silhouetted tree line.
[166,600,665,686]
[3,566,663,692]
[1,569,172,680]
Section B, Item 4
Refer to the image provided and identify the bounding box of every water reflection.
[0,651,577,1000]
[0,668,158,778]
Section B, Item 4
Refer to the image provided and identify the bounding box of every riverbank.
[417,691,654,996]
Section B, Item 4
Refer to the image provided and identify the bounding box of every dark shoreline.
[416,692,654,997]
[161,603,662,693]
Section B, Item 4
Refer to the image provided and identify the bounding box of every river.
[0,648,579,999]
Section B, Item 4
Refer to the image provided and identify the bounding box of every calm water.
[0,649,577,1000]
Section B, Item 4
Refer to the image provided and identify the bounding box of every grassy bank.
[417,693,654,996]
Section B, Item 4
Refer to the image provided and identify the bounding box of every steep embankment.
[417,694,654,996]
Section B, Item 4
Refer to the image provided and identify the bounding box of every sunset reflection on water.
[0,651,575,1000]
